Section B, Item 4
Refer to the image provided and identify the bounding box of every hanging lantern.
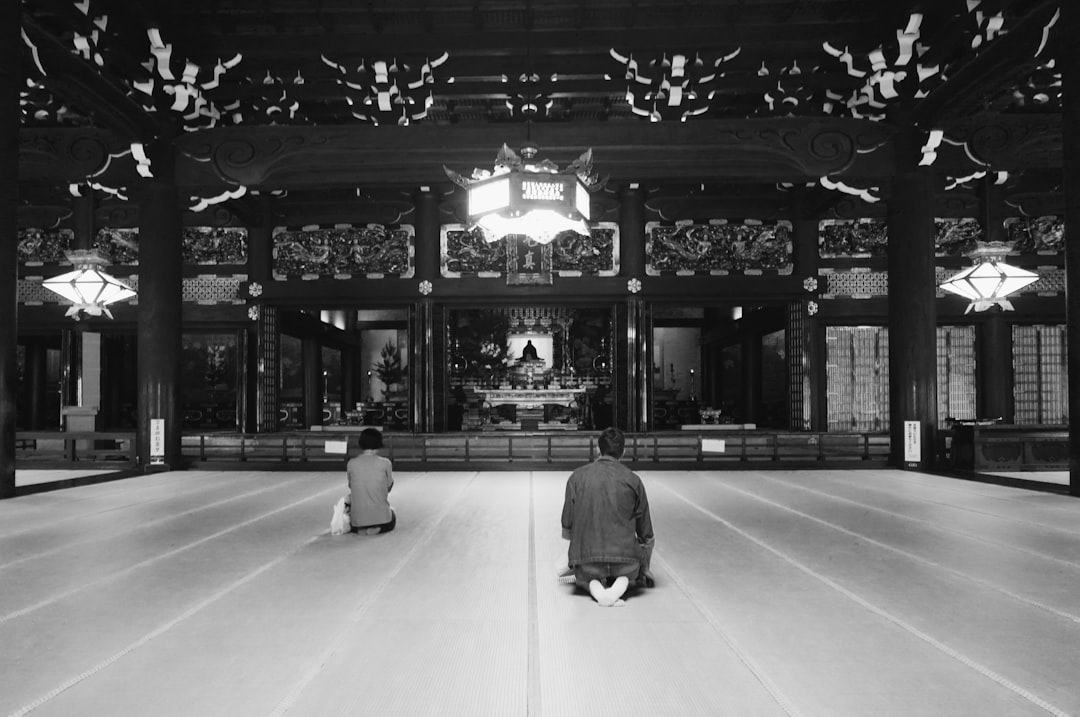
[445,144,601,244]
[939,242,1038,313]
[42,249,137,320]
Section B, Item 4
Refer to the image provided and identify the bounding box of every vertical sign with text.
[150,419,165,465]
[904,420,921,465]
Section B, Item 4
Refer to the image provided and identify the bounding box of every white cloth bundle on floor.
[329,496,350,535]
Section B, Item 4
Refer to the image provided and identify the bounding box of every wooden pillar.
[741,333,762,424]
[790,187,823,431]
[414,188,440,433]
[244,195,274,433]
[887,128,939,469]
[302,337,323,427]
[1063,0,1080,495]
[414,187,440,285]
[61,191,101,437]
[977,315,1012,422]
[25,341,48,430]
[619,185,646,279]
[0,0,19,498]
[341,311,358,415]
[136,140,183,470]
[72,189,95,250]
[59,328,79,409]
[412,300,434,433]
[617,186,647,433]
[975,177,1013,422]
[635,300,652,431]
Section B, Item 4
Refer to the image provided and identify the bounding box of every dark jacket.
[561,456,653,566]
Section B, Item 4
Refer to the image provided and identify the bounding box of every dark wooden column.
[1064,0,1080,495]
[61,190,100,437]
[0,0,20,498]
[977,315,1012,422]
[25,341,48,430]
[414,187,440,285]
[302,337,324,427]
[412,299,434,433]
[414,188,440,433]
[741,333,762,424]
[617,187,646,433]
[975,176,1013,422]
[341,311,359,415]
[619,185,646,279]
[790,187,823,431]
[136,140,183,470]
[887,128,939,469]
[243,195,274,433]
[72,189,95,250]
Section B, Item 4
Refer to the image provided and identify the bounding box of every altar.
[477,388,584,430]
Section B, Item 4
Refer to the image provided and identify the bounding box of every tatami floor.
[2,468,1080,717]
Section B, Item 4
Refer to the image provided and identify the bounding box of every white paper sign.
[150,418,165,464]
[904,420,921,463]
[324,440,348,455]
[702,438,726,453]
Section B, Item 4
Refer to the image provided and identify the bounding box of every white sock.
[608,576,630,602]
[589,580,615,606]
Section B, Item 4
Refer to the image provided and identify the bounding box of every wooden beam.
[173,117,893,188]
[902,0,1060,127]
[162,22,884,63]
[22,15,162,141]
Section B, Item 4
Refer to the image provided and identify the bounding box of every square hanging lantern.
[42,249,137,320]
[939,242,1038,313]
[449,144,600,244]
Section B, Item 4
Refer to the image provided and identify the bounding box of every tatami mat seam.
[745,471,1080,573]
[0,481,299,571]
[0,484,341,627]
[267,471,481,716]
[695,473,1080,625]
[652,551,807,717]
[657,481,1073,717]
[527,471,542,717]
[793,471,1080,537]
[6,534,323,717]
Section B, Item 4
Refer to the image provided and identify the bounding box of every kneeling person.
[561,427,654,606]
[347,428,396,535]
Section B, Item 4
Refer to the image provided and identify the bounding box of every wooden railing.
[16,431,137,467]
[949,424,1069,471]
[180,430,891,469]
[12,429,891,470]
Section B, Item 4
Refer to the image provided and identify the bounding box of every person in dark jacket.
[560,427,655,606]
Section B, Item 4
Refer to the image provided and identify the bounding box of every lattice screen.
[824,271,888,297]
[256,306,280,433]
[19,276,244,305]
[787,301,809,430]
[1013,324,1069,425]
[936,326,976,422]
[825,326,890,432]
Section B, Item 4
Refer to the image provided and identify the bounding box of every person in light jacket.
[347,428,396,535]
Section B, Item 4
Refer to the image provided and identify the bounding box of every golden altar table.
[477,388,585,429]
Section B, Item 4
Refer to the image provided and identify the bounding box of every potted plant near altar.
[374,339,405,399]
[479,339,509,388]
